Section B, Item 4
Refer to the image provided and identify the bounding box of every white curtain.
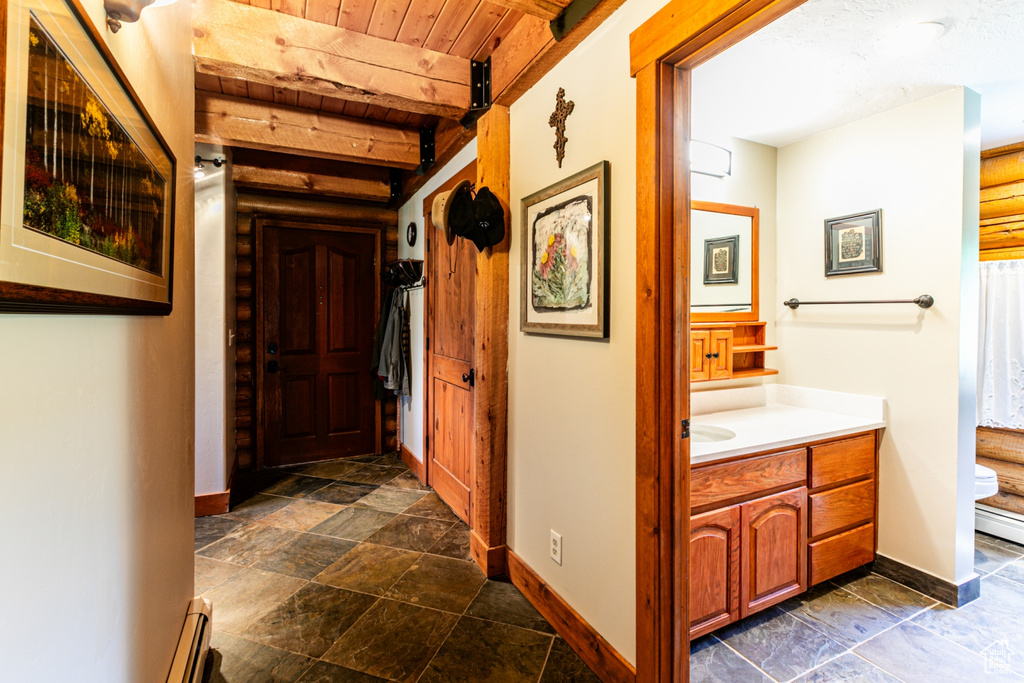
[979,260,1024,429]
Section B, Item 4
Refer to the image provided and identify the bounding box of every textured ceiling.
[692,0,1024,150]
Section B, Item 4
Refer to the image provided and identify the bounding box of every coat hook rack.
[783,295,934,310]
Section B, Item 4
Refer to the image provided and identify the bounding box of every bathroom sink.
[691,425,736,443]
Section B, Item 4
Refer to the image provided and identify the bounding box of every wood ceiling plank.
[271,0,306,17]
[338,0,376,31]
[232,164,391,201]
[247,81,275,101]
[396,0,447,48]
[449,2,507,59]
[473,7,521,61]
[194,0,472,118]
[385,109,412,125]
[304,0,341,25]
[423,0,479,53]
[368,0,412,40]
[218,76,251,98]
[273,86,300,106]
[195,71,224,93]
[484,0,569,22]
[195,91,421,168]
[363,104,392,121]
[339,100,368,117]
[296,91,324,109]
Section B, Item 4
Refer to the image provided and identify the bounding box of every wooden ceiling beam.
[485,0,572,22]
[232,165,391,202]
[192,0,473,119]
[195,92,421,169]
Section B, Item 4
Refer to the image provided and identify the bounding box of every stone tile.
[194,516,243,551]
[540,637,603,683]
[976,536,1023,575]
[385,553,486,613]
[382,470,431,491]
[202,567,305,635]
[302,460,372,481]
[305,482,379,505]
[426,523,472,562]
[783,583,902,646]
[252,533,358,580]
[262,474,333,499]
[348,454,385,464]
[465,577,555,634]
[374,452,405,468]
[688,635,771,683]
[296,661,389,682]
[314,543,421,596]
[256,499,346,532]
[978,532,1024,554]
[352,487,428,514]
[995,558,1024,586]
[194,555,243,594]
[717,607,847,682]
[224,493,294,523]
[338,464,404,486]
[204,630,315,683]
[418,616,552,683]
[855,622,1021,683]
[791,652,901,682]
[322,599,459,681]
[310,507,397,542]
[831,572,937,620]
[242,583,378,658]
[911,574,1024,674]
[197,524,299,566]
[403,492,461,522]
[365,514,454,552]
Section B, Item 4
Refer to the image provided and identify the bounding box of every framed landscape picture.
[520,160,609,338]
[824,210,881,277]
[0,0,176,313]
[703,234,738,284]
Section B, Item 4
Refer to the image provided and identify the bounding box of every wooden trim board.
[400,443,427,484]
[506,550,636,683]
[471,531,507,577]
[195,491,230,517]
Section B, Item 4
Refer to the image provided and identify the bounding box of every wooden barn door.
[259,221,381,468]
[425,164,477,523]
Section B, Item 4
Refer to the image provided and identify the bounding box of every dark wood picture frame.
[703,234,738,284]
[0,0,176,314]
[824,209,881,277]
[520,160,610,338]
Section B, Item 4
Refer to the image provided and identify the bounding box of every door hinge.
[681,419,690,439]
[425,336,430,351]
[425,435,429,451]
[426,237,430,252]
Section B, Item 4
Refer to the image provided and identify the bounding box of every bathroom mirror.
[690,200,759,322]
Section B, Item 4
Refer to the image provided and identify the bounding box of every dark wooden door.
[689,505,741,638]
[261,225,379,467]
[741,487,807,616]
[425,166,477,523]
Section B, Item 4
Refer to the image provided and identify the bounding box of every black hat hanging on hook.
[449,185,505,251]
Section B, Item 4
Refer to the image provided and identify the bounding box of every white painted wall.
[0,0,195,680]
[397,141,478,461]
[195,143,236,495]
[775,88,979,584]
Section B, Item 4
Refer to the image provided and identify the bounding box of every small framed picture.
[825,210,881,277]
[703,235,739,285]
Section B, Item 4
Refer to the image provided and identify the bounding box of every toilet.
[976,463,1000,501]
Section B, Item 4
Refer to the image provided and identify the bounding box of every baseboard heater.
[166,597,213,683]
[977,504,1024,546]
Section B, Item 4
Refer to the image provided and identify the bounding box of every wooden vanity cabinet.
[690,322,777,383]
[689,506,741,636]
[742,487,808,615]
[690,328,732,381]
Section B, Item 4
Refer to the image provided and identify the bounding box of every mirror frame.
[691,200,759,323]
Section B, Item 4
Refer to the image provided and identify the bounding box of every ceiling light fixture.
[104,0,181,34]
[194,156,225,180]
[690,140,732,178]
[877,21,948,56]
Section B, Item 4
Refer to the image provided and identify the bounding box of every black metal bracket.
[681,419,690,440]
[459,58,492,129]
[550,0,602,41]
[415,127,436,176]
[388,169,402,207]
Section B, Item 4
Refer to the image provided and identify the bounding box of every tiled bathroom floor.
[692,532,1024,682]
[195,453,599,683]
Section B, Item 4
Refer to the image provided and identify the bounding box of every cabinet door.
[690,505,741,638]
[690,331,711,382]
[741,487,807,616]
[709,330,733,380]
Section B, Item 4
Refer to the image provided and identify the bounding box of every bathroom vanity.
[688,386,885,639]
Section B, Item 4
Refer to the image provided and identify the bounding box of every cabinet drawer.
[808,523,875,585]
[692,449,806,511]
[809,433,875,489]
[809,478,875,538]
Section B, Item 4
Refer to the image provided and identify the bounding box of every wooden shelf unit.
[691,322,776,383]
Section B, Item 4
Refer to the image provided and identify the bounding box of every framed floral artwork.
[520,160,609,338]
[0,0,176,313]
[824,210,881,277]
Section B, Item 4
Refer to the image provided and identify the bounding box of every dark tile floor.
[196,453,601,683]
[692,532,1024,682]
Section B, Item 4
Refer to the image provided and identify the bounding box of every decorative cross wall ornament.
[548,88,575,168]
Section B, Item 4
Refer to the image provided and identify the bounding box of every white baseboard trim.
[976,505,1024,546]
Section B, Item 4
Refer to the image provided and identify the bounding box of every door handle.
[705,353,713,359]
[267,360,280,374]
[462,369,475,387]
[712,352,720,359]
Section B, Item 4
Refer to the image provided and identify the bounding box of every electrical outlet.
[550,530,562,565]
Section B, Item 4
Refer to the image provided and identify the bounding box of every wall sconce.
[690,140,732,178]
[104,0,179,33]
[194,156,225,180]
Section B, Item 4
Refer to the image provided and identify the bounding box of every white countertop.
[690,385,886,465]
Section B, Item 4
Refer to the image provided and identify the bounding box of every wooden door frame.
[254,217,384,471]
[629,2,808,681]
